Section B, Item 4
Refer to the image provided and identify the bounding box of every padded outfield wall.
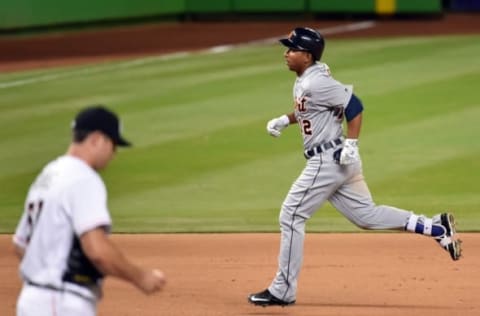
[0,0,442,31]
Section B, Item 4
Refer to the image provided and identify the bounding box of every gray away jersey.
[293,63,353,150]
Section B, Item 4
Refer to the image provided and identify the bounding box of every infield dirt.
[1,233,479,316]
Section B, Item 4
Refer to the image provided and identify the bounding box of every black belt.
[304,138,343,159]
[26,280,96,302]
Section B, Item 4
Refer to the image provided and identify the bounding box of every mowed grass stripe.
[363,71,480,131]
[0,59,282,120]
[334,41,480,95]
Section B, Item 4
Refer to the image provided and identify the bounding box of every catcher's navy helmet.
[279,27,325,61]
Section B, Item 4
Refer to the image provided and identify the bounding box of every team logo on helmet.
[288,30,296,40]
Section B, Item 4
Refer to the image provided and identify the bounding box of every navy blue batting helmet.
[279,27,325,61]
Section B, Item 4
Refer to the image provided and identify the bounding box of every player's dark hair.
[72,129,92,143]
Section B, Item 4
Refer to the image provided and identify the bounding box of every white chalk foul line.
[0,52,190,89]
[0,21,375,90]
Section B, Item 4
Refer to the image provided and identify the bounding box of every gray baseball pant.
[268,150,412,302]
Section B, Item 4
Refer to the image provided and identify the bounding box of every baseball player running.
[248,27,462,307]
[13,106,166,316]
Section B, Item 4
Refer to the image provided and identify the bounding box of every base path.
[1,233,479,316]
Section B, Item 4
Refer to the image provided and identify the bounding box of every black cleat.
[248,289,295,307]
[441,213,455,237]
[436,213,462,261]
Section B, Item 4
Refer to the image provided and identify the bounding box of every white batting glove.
[266,115,289,137]
[340,139,361,165]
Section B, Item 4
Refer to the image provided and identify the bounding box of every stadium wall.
[0,0,443,31]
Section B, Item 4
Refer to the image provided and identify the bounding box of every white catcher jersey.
[13,155,112,300]
[293,63,353,150]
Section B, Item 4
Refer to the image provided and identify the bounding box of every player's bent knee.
[348,210,384,230]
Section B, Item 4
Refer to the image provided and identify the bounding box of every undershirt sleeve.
[344,93,364,122]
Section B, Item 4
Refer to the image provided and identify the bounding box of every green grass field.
[1,34,479,233]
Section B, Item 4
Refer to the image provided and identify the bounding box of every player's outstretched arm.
[286,112,297,125]
[345,112,362,139]
[340,94,363,165]
[266,112,297,137]
[80,228,166,295]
